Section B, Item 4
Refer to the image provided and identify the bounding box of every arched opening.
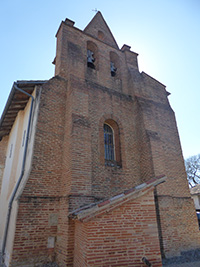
[87,41,98,70]
[110,51,120,78]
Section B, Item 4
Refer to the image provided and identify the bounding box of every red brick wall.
[55,198,74,266]
[22,77,67,198]
[135,91,200,257]
[74,190,162,267]
[53,20,157,204]
[11,197,59,266]
[12,77,69,265]
[157,194,200,258]
[65,74,147,202]
[53,19,155,203]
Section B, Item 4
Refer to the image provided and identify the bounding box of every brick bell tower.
[53,11,200,262]
[3,11,200,266]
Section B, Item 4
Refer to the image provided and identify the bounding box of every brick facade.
[73,189,162,267]
[0,11,200,266]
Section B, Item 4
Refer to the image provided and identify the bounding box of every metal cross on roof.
[92,8,98,13]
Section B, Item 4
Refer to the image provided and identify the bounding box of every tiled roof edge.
[190,184,200,195]
[69,175,166,222]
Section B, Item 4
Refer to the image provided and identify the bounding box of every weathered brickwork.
[22,77,67,198]
[74,190,162,267]
[11,197,59,266]
[157,195,199,257]
[1,11,200,267]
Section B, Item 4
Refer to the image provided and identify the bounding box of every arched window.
[102,119,121,167]
[104,123,115,161]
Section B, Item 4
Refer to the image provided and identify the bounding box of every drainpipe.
[1,82,34,265]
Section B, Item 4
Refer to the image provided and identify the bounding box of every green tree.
[185,154,200,187]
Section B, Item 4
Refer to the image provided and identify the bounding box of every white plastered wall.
[191,195,200,210]
[0,87,41,266]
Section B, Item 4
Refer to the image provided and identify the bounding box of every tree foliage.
[185,154,200,187]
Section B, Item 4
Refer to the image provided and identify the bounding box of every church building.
[0,12,199,267]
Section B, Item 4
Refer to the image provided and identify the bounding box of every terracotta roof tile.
[98,200,110,207]
[69,175,166,222]
[190,184,200,195]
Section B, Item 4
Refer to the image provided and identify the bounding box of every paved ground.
[163,261,200,267]
[1,261,200,266]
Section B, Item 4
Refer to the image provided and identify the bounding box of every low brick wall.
[74,190,162,267]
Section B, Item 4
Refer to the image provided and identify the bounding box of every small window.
[98,30,104,41]
[104,124,115,161]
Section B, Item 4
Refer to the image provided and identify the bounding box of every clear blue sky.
[0,0,199,159]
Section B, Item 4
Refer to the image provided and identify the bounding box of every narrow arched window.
[100,119,122,167]
[104,123,115,161]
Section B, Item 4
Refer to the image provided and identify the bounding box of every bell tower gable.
[84,11,119,49]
